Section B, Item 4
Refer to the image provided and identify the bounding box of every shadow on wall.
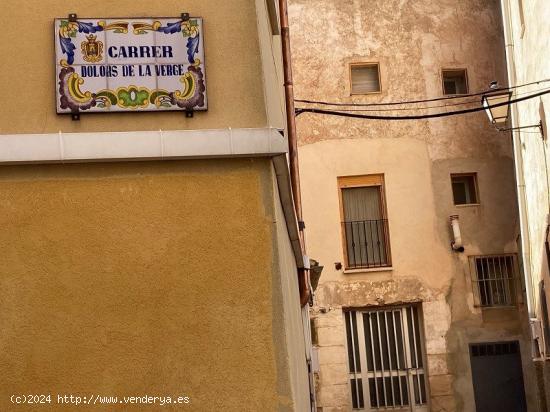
[540,100,548,139]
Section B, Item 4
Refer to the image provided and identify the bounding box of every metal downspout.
[278,0,311,307]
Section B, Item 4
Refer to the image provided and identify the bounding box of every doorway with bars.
[344,305,429,411]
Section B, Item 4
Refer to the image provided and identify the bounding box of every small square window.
[442,69,468,95]
[451,173,478,205]
[350,63,381,94]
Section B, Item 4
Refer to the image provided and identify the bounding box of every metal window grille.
[343,219,391,269]
[470,341,520,357]
[469,254,518,307]
[345,306,428,411]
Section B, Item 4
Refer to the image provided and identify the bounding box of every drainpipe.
[279,0,311,307]
[500,0,535,317]
[450,215,465,252]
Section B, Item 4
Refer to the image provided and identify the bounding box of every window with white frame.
[344,306,428,411]
[469,254,518,307]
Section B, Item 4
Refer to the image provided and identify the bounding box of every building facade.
[0,1,314,411]
[500,0,550,408]
[289,0,542,410]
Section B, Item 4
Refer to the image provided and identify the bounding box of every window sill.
[350,91,382,96]
[454,203,480,207]
[344,267,393,274]
[479,305,517,310]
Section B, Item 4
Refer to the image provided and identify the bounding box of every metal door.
[469,341,527,412]
[345,306,429,411]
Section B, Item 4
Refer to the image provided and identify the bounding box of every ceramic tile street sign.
[54,17,207,114]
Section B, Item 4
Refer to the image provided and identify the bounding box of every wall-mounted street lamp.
[482,86,544,136]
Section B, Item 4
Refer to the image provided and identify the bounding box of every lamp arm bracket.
[498,120,543,135]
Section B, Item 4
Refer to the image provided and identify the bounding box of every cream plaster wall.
[299,138,453,288]
[502,0,550,408]
[289,0,536,410]
[504,0,550,326]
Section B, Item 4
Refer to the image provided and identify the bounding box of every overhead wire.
[294,78,550,107]
[295,89,550,120]
[315,86,550,113]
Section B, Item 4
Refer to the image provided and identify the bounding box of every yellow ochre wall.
[0,0,268,134]
[0,158,290,411]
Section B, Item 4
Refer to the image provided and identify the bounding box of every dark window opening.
[451,173,478,205]
[443,69,468,95]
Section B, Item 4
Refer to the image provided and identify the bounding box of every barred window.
[470,254,518,307]
[338,175,392,270]
[345,306,428,410]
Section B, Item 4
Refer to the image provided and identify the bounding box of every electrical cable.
[318,86,550,113]
[323,99,480,112]
[294,78,550,107]
[295,89,550,120]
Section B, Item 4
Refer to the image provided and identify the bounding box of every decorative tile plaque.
[54,17,207,113]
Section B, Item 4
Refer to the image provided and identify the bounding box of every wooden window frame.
[450,172,480,206]
[338,174,392,270]
[441,68,469,96]
[349,62,382,95]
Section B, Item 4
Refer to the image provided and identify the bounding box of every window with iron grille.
[344,306,428,411]
[470,341,520,357]
[338,175,391,270]
[469,254,518,307]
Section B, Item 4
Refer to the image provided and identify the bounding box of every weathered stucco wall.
[290,0,509,160]
[502,0,550,408]
[289,0,536,410]
[0,0,269,134]
[0,158,299,411]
